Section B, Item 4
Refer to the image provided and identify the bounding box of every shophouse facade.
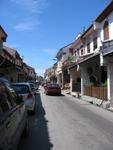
[0,45,23,82]
[55,1,113,107]
[70,1,113,107]
[0,26,36,82]
[44,64,57,83]
[56,43,73,89]
[26,65,37,81]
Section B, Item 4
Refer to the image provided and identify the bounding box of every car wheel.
[58,93,61,96]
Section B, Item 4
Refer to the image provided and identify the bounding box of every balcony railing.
[102,39,113,56]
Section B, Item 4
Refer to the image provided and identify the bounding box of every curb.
[62,91,113,113]
[107,107,113,112]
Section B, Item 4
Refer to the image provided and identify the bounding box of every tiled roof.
[3,45,16,58]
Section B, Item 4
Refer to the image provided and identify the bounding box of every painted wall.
[57,44,72,74]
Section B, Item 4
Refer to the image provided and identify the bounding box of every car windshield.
[12,85,30,94]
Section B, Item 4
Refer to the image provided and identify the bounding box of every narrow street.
[18,87,113,150]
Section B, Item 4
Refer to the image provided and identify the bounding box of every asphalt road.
[18,88,113,150]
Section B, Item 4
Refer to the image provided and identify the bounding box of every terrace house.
[70,1,113,107]
[69,33,83,95]
[0,45,23,82]
[56,43,73,89]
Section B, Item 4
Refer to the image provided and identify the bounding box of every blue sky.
[0,0,111,76]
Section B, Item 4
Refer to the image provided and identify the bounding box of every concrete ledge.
[81,95,110,109]
[102,102,110,109]
[65,91,111,110]
[62,89,70,94]
[107,107,113,112]
[71,92,81,98]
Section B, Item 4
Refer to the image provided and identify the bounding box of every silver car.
[12,82,36,113]
[0,78,28,150]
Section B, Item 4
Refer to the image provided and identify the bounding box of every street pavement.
[18,87,113,150]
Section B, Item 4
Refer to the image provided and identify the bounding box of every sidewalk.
[62,89,113,113]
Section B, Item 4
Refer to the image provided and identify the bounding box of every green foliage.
[101,81,107,87]
[85,82,94,86]
[65,55,77,63]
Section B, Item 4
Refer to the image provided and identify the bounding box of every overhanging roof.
[78,52,100,65]
[81,24,94,38]
[95,1,113,22]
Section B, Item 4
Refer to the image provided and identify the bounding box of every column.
[62,71,64,89]
[81,65,89,96]
[107,63,113,103]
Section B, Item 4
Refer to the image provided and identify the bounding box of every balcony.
[102,39,113,56]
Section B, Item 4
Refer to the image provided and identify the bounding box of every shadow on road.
[18,92,53,150]
[46,94,65,97]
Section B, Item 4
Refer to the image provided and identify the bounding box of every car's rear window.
[12,85,30,94]
[47,84,60,88]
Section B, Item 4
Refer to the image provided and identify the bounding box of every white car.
[12,82,36,113]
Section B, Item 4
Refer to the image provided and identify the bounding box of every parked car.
[0,78,28,150]
[44,83,61,95]
[12,82,36,113]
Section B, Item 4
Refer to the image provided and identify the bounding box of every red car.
[44,83,61,95]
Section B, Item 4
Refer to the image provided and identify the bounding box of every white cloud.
[10,0,47,14]
[14,21,39,31]
[10,0,48,32]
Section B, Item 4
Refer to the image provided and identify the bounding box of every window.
[103,21,109,40]
[80,45,84,55]
[77,48,79,56]
[69,48,73,55]
[87,43,90,53]
[74,50,76,56]
[81,49,83,55]
[93,37,97,50]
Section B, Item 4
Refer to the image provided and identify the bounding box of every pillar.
[107,63,113,103]
[81,65,90,96]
